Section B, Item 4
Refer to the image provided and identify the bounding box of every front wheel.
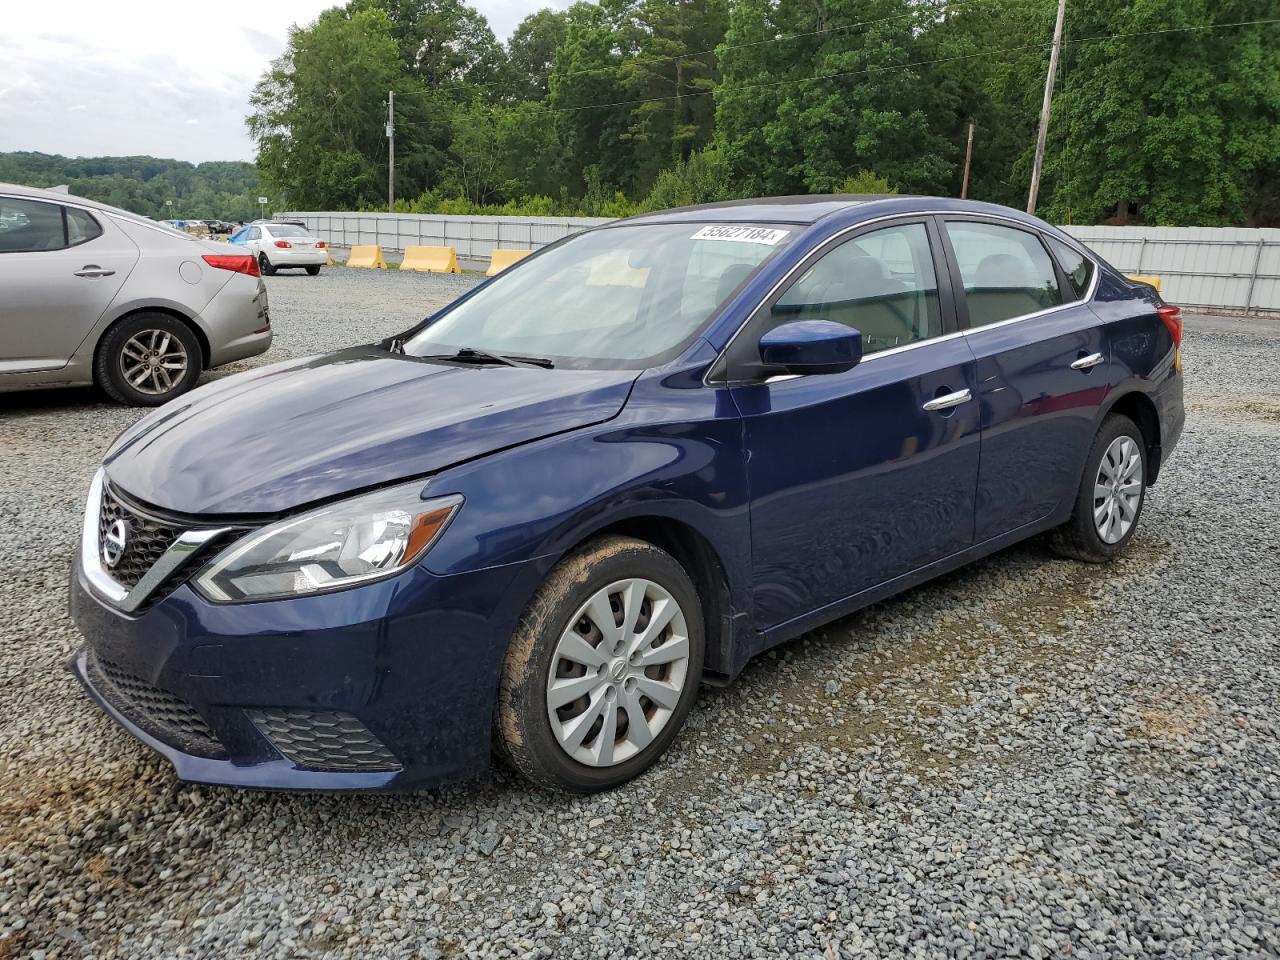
[257,253,276,276]
[497,536,704,792]
[1050,413,1146,562]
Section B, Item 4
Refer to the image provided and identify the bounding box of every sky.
[0,0,569,164]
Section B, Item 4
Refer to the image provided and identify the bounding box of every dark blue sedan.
[69,196,1184,793]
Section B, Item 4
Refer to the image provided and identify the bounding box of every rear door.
[726,218,982,631]
[939,217,1109,543]
[0,197,138,373]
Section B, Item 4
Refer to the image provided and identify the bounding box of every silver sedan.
[0,183,272,405]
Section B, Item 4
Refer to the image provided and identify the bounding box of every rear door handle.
[74,266,115,278]
[1071,352,1105,371]
[922,388,972,412]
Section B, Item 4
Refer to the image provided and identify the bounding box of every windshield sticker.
[690,225,791,245]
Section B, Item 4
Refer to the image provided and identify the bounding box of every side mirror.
[758,320,863,376]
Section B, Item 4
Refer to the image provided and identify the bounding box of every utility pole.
[386,90,395,210]
[960,120,975,199]
[1027,0,1067,215]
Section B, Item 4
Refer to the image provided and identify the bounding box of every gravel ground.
[1,270,1277,960]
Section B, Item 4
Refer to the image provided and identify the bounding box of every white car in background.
[235,222,327,276]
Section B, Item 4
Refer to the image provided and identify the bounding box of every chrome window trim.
[704,209,1100,386]
[80,468,232,614]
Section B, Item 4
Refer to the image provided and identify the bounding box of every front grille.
[95,483,242,610]
[89,653,226,759]
[98,486,181,590]
[247,709,401,772]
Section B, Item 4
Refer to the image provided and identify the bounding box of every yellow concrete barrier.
[486,248,533,276]
[401,245,461,273]
[1127,274,1162,292]
[347,245,387,269]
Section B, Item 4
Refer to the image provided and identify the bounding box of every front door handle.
[922,388,972,412]
[1071,352,1105,371]
[74,266,115,278]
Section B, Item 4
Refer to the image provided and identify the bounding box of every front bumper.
[68,550,534,791]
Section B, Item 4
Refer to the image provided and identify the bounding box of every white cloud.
[1,0,569,163]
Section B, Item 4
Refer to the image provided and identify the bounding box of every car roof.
[0,181,133,215]
[619,194,1050,231]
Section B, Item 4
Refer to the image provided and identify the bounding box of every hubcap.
[546,577,690,767]
[1093,435,1142,544]
[120,329,188,396]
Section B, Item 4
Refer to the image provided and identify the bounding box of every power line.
[393,17,1280,124]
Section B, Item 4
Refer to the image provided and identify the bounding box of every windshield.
[403,221,795,368]
[269,224,312,238]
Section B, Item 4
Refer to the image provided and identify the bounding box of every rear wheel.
[1050,414,1146,562]
[305,264,321,276]
[96,313,203,406]
[497,536,704,792]
[257,253,276,276]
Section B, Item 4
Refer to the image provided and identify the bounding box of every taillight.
[274,240,292,248]
[1157,304,1182,347]
[315,240,326,249]
[202,254,260,277]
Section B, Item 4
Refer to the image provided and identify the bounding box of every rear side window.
[945,221,1064,327]
[0,197,67,253]
[771,222,943,355]
[1046,236,1093,298]
[66,207,102,246]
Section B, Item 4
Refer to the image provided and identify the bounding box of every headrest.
[976,253,1031,288]
[716,263,755,305]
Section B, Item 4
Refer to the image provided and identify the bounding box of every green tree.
[1038,0,1280,225]
[617,0,728,189]
[547,2,635,196]
[715,0,953,197]
[507,9,569,99]
[348,0,507,87]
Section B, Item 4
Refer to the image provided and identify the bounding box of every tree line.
[0,152,263,221]
[247,0,1279,225]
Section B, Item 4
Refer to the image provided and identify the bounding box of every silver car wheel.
[1093,435,1143,544]
[546,577,690,768]
[119,329,189,396]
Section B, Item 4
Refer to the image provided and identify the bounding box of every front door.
[0,197,137,374]
[726,219,982,632]
[939,219,1110,543]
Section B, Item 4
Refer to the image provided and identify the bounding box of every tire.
[497,536,705,793]
[258,253,276,276]
[305,264,321,276]
[1049,413,1146,562]
[95,313,203,407]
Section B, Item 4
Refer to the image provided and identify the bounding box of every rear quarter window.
[1046,236,1094,298]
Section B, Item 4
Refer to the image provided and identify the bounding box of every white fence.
[277,212,609,263]
[280,212,1280,314]
[1062,225,1280,315]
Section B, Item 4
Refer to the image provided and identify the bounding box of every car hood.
[104,348,639,515]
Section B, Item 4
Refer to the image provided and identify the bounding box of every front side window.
[946,221,1064,327]
[0,198,67,253]
[769,222,943,355]
[1046,236,1093,298]
[404,222,795,368]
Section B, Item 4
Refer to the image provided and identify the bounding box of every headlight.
[194,483,461,602]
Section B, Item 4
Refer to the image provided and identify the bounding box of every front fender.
[419,371,751,627]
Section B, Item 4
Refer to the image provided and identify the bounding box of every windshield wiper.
[419,347,555,369]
